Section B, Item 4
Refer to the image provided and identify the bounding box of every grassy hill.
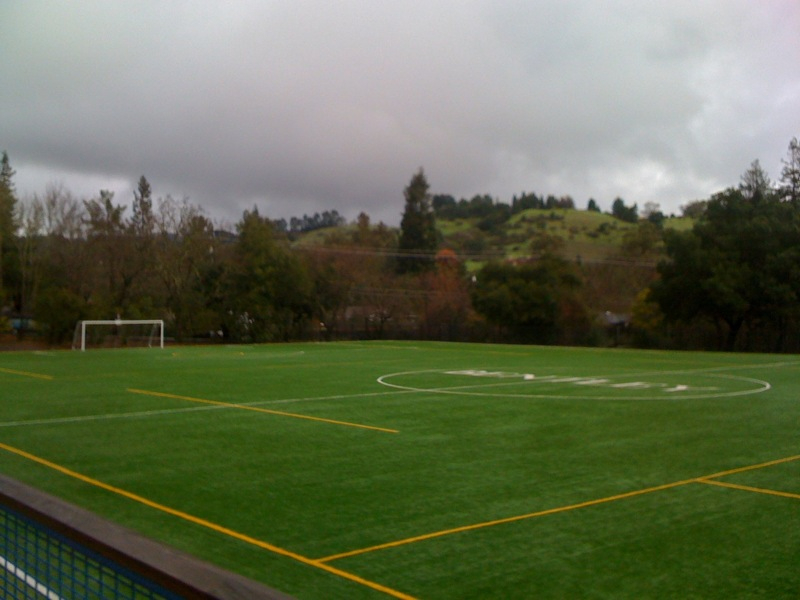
[293,208,696,317]
[437,208,693,268]
[296,208,695,269]
[439,208,631,262]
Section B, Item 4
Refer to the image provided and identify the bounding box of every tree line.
[1,139,799,352]
[647,142,800,351]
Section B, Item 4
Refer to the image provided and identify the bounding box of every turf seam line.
[0,367,54,380]
[127,388,399,434]
[0,441,417,600]
[318,454,800,563]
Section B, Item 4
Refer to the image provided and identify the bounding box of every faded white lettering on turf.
[378,368,772,400]
[444,370,717,394]
[611,382,654,389]
[663,385,689,393]
[574,378,610,386]
[446,370,525,378]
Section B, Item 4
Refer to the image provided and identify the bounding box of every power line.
[294,244,659,268]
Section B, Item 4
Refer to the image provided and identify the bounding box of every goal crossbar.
[72,320,165,351]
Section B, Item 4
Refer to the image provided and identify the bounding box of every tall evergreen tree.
[739,159,773,203]
[0,151,18,306]
[779,137,800,206]
[397,168,437,274]
[131,175,154,237]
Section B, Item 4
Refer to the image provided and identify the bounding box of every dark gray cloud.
[2,1,799,225]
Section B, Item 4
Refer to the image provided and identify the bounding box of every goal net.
[72,319,165,351]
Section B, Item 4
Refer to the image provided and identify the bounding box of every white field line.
[377,374,771,401]
[0,390,415,428]
[1,360,794,429]
[0,554,64,600]
[375,360,793,400]
[583,359,800,380]
[375,359,797,398]
[0,406,223,428]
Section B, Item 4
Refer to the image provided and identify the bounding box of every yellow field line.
[700,454,800,480]
[0,367,53,381]
[319,454,800,563]
[318,478,695,562]
[697,479,800,500]
[127,388,398,434]
[0,441,416,600]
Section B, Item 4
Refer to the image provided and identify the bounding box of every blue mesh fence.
[0,474,292,600]
[1,504,181,599]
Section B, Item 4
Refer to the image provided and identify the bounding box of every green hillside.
[296,208,693,268]
[437,208,694,267]
[440,208,630,261]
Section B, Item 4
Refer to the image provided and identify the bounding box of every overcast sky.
[2,1,799,226]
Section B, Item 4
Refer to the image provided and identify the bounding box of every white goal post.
[72,319,165,351]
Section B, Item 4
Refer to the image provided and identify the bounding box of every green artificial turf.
[0,342,798,598]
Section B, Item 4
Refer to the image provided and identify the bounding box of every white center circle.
[377,369,771,400]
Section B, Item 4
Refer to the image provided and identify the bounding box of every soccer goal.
[72,319,165,351]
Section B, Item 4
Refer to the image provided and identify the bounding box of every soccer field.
[0,342,798,598]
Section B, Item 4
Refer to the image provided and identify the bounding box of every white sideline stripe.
[3,360,793,429]
[0,390,414,428]
[0,406,222,428]
[588,360,800,380]
[0,554,64,600]
[253,389,416,406]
